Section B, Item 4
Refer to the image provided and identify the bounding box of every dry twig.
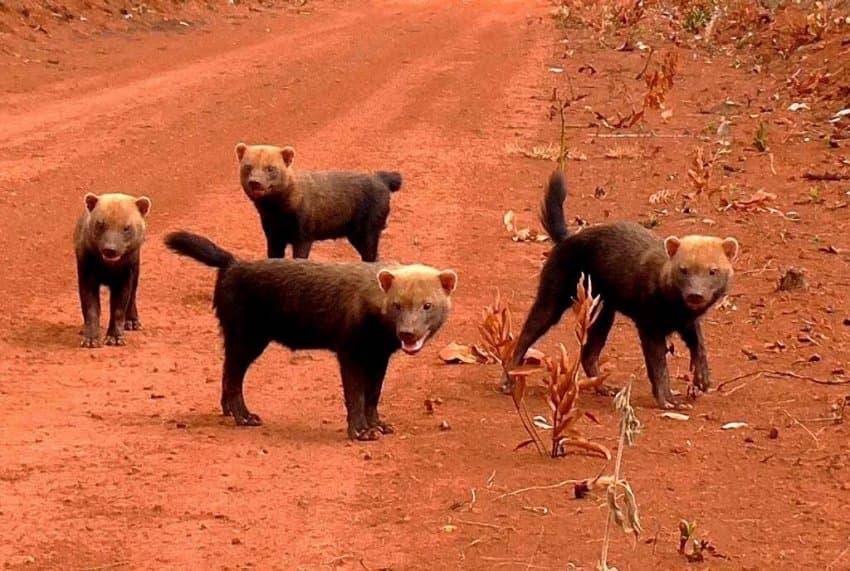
[599,381,642,571]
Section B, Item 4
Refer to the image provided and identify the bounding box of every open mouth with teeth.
[684,296,709,311]
[400,331,430,355]
[101,252,122,263]
[247,182,267,199]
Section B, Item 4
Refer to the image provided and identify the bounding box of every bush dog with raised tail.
[165,231,457,440]
[75,192,152,348]
[235,143,402,261]
[507,171,739,409]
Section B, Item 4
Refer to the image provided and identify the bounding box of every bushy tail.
[539,170,569,243]
[164,231,236,269]
[376,171,403,192]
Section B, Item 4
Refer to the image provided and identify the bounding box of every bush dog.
[75,192,152,348]
[507,171,739,409]
[235,143,402,261]
[164,231,457,440]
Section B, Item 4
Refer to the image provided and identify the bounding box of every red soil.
[1,1,849,569]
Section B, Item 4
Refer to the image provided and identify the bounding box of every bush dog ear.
[438,270,458,295]
[281,146,295,167]
[235,142,248,161]
[377,270,395,293]
[721,237,739,261]
[84,193,99,212]
[664,236,681,258]
[136,196,152,217]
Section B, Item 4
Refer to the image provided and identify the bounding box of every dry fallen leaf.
[524,348,546,365]
[439,342,486,364]
[503,210,517,233]
[777,268,807,292]
[503,210,549,243]
[661,412,690,421]
[722,189,777,211]
[649,189,674,205]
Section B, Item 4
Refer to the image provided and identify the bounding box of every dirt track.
[1,1,849,569]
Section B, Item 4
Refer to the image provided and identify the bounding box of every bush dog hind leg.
[352,231,380,263]
[220,333,269,426]
[292,240,313,259]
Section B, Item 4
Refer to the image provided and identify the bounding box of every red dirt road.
[1,1,849,569]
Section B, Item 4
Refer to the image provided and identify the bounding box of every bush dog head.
[664,235,739,312]
[377,265,458,355]
[235,142,295,201]
[80,193,151,264]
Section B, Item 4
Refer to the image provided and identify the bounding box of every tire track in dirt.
[0,2,557,569]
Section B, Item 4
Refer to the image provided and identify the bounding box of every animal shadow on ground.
[171,411,349,445]
[5,318,81,350]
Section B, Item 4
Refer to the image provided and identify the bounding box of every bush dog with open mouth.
[75,192,151,348]
[165,230,457,440]
[235,143,402,261]
[507,171,739,409]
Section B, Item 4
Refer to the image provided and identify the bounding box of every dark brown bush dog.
[236,143,402,261]
[74,192,151,348]
[165,230,457,440]
[507,171,739,409]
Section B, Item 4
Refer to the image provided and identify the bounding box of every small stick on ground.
[764,369,850,386]
[803,172,850,181]
[494,479,584,500]
[635,46,655,80]
[589,133,693,139]
[721,368,849,388]
[717,371,764,392]
[828,544,850,571]
[324,554,354,566]
[455,518,517,532]
[479,557,549,569]
[525,525,545,570]
[781,409,820,446]
[82,563,130,571]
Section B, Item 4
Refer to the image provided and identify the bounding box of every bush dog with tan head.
[164,230,456,440]
[507,171,739,409]
[74,192,152,348]
[235,143,402,261]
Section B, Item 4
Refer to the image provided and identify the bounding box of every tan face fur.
[82,193,151,263]
[664,235,739,312]
[377,264,458,354]
[235,142,295,201]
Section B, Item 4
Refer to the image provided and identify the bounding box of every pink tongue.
[403,337,425,353]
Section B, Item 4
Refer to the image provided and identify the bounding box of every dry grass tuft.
[643,50,678,110]
[478,291,519,369]
[505,142,560,162]
[604,144,643,159]
[686,145,726,197]
[506,275,611,459]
